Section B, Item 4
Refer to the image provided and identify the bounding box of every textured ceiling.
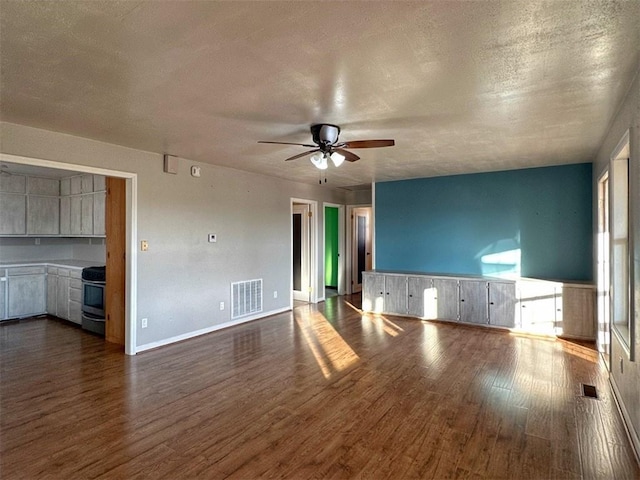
[1,1,639,188]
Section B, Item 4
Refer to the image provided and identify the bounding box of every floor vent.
[232,279,263,319]
[582,384,598,399]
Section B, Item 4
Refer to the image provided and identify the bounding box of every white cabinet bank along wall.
[0,172,106,334]
[363,271,595,340]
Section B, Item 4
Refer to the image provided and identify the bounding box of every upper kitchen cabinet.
[0,174,27,235]
[0,172,106,238]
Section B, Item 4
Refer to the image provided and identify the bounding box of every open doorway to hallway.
[291,199,317,305]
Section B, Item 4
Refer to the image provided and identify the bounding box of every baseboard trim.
[135,306,291,354]
[610,376,640,466]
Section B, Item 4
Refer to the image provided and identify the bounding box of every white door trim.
[291,198,318,305]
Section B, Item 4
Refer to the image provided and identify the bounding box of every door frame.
[597,169,611,369]
[346,204,373,294]
[1,153,138,355]
[291,198,318,305]
[322,202,346,298]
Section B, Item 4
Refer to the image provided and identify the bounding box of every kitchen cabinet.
[27,195,60,235]
[0,174,26,194]
[488,281,516,327]
[81,194,94,235]
[27,177,59,196]
[59,196,71,235]
[459,279,488,325]
[93,191,105,236]
[0,273,6,321]
[60,177,70,196]
[0,193,26,234]
[56,269,70,320]
[47,267,58,317]
[7,266,46,318]
[68,270,82,324]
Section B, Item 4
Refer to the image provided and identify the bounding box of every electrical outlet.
[141,240,149,252]
[220,301,225,310]
[208,233,217,243]
[273,291,278,298]
[141,318,148,328]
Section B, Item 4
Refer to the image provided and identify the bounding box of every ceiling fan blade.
[334,148,360,162]
[285,149,320,161]
[258,141,317,148]
[340,139,395,149]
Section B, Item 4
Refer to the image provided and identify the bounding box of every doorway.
[0,153,137,354]
[291,199,317,304]
[597,170,610,368]
[350,206,372,293]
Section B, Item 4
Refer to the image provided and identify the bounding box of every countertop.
[0,260,103,269]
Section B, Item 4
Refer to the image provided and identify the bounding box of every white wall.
[592,66,640,455]
[1,122,347,349]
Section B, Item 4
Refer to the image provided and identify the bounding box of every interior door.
[292,203,310,302]
[351,207,372,293]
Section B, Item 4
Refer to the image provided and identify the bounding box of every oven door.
[82,281,105,317]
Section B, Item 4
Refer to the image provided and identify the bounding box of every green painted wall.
[325,206,339,287]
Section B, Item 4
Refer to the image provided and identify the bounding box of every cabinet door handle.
[460,299,465,302]
[490,302,494,305]
[409,294,413,298]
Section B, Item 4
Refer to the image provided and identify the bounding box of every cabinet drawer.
[69,287,82,303]
[70,279,82,290]
[47,266,58,275]
[70,269,82,279]
[57,268,70,277]
[8,266,46,276]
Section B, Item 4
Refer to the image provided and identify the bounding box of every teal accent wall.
[375,163,593,281]
[325,206,339,287]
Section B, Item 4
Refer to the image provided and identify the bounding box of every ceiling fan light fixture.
[310,152,328,170]
[330,151,345,167]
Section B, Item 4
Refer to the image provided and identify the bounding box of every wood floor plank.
[1,298,639,480]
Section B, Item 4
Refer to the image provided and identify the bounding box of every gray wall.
[1,122,347,348]
[592,67,640,453]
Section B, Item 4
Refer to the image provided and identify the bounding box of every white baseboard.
[135,306,291,353]
[610,376,640,465]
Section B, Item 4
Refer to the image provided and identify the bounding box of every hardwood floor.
[1,295,638,479]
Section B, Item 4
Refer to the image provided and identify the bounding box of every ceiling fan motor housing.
[311,123,340,146]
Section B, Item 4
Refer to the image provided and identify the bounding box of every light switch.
[191,166,201,177]
[141,240,149,251]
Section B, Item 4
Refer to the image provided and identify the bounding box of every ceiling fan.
[258,123,395,169]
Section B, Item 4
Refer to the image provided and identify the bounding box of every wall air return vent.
[232,279,263,319]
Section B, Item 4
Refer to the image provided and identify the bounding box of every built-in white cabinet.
[46,267,58,317]
[488,281,517,328]
[363,271,594,338]
[6,266,46,318]
[459,279,488,325]
[62,174,104,237]
[68,270,82,324]
[557,285,595,340]
[93,191,106,236]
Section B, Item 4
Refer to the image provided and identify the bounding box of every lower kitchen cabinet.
[362,272,385,313]
[55,270,70,320]
[0,274,6,320]
[7,266,46,318]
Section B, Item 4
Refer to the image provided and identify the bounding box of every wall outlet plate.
[208,233,217,243]
[141,240,149,251]
[141,318,148,328]
[191,165,201,177]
